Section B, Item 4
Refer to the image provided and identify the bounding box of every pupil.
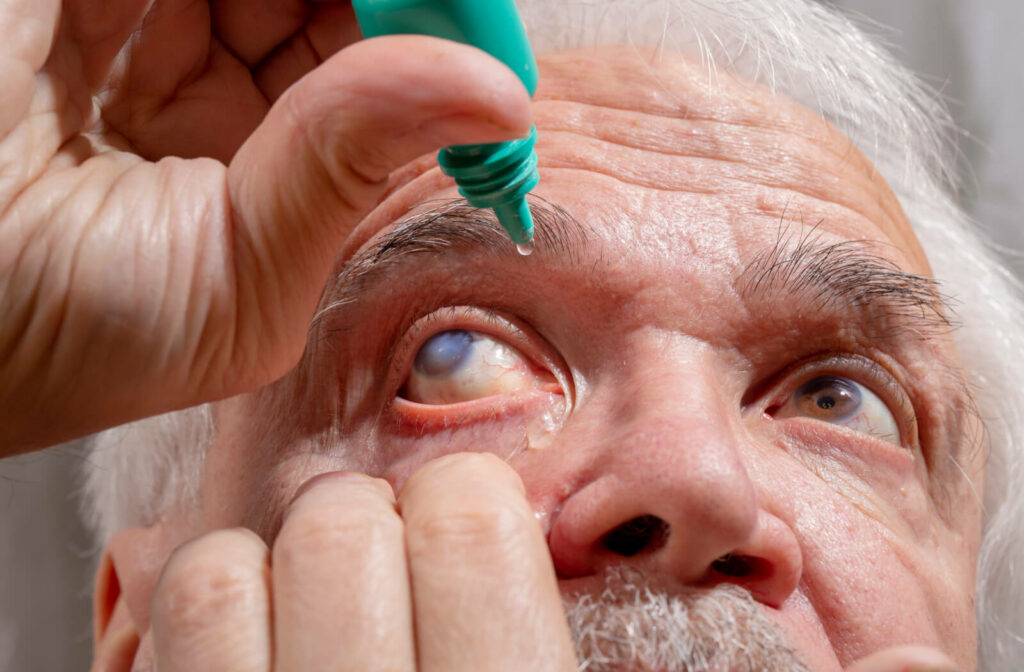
[794,375,862,421]
[414,330,475,377]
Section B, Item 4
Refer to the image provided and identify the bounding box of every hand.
[95,453,578,671]
[0,0,532,453]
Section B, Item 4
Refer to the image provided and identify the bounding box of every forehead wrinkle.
[536,128,901,240]
[310,197,588,331]
[532,48,924,266]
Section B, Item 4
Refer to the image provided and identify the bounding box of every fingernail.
[418,113,527,146]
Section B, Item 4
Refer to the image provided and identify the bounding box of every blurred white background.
[2,1,1021,669]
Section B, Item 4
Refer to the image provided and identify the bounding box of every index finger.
[399,453,577,672]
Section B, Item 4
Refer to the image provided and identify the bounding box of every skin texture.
[91,47,982,672]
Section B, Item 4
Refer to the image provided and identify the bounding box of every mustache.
[562,567,811,672]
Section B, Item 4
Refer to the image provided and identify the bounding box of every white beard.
[563,566,811,672]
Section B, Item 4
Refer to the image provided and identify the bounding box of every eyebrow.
[312,198,953,342]
[738,224,955,339]
[312,198,588,328]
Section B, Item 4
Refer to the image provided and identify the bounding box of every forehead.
[349,45,930,276]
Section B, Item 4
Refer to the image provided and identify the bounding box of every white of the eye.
[405,333,533,404]
[840,382,900,444]
[777,377,901,445]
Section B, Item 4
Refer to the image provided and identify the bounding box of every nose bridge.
[601,335,748,478]
[549,337,760,577]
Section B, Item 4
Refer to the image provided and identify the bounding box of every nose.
[546,355,802,609]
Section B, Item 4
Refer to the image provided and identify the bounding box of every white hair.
[81,1,1024,668]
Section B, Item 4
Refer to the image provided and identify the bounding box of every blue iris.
[413,330,475,377]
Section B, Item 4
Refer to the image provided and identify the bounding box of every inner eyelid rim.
[751,353,918,450]
[389,305,575,405]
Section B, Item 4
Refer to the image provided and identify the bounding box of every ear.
[93,523,179,643]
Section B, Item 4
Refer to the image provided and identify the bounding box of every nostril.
[602,515,669,557]
[711,553,770,579]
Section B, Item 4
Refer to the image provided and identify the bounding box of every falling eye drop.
[352,0,540,247]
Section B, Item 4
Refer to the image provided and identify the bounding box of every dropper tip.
[494,198,534,248]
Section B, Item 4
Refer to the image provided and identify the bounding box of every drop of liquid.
[516,240,535,256]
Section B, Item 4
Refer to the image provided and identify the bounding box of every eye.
[401,329,550,404]
[775,375,900,444]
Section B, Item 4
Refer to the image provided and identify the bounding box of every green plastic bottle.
[353,0,540,248]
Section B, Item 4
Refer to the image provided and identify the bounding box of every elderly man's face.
[194,48,983,669]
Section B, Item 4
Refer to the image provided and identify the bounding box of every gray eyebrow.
[313,199,953,342]
[739,224,955,339]
[311,197,588,329]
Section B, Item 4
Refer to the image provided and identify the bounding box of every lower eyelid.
[390,387,566,435]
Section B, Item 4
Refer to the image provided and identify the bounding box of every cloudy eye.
[402,329,543,404]
[776,375,900,444]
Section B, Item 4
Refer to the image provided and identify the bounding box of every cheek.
[759,455,976,665]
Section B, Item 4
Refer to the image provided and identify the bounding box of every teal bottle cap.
[353,0,541,245]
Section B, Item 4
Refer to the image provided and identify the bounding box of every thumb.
[224,35,531,385]
[844,645,961,672]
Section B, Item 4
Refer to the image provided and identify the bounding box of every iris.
[413,330,475,377]
[794,376,862,422]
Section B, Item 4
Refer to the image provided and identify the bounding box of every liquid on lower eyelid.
[520,397,564,454]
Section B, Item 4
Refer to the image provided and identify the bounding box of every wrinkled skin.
[89,40,980,672]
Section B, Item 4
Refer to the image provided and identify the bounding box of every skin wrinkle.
[531,104,864,189]
[530,48,922,260]
[534,135,900,240]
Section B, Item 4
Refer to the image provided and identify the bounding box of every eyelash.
[758,353,918,449]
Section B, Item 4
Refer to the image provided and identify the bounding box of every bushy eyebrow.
[311,198,587,329]
[313,198,953,344]
[739,225,955,339]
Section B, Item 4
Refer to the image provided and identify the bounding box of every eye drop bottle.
[353,0,540,247]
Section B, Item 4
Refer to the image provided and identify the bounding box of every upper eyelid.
[389,306,566,386]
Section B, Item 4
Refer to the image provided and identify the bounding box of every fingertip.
[289,471,397,509]
[401,452,526,506]
[287,34,534,162]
